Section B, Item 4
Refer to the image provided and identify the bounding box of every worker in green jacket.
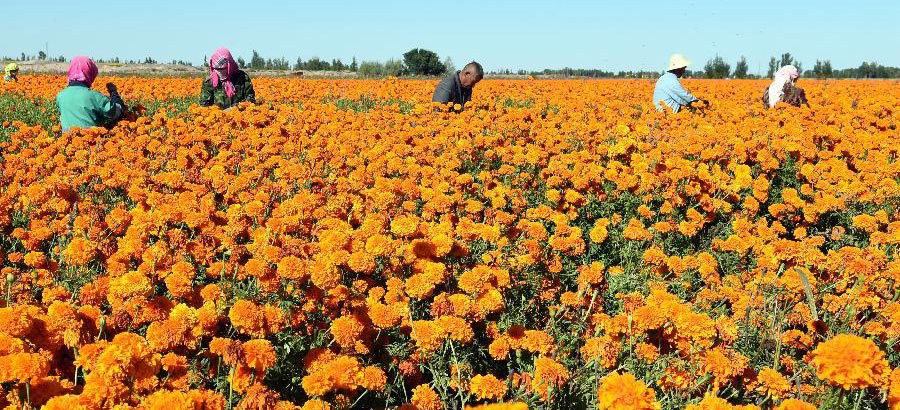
[199,47,256,109]
[4,63,18,82]
[56,57,125,132]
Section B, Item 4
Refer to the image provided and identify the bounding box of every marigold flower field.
[0,76,898,409]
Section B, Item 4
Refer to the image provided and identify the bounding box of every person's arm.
[199,79,214,107]
[798,87,810,107]
[106,83,125,117]
[432,79,452,104]
[242,76,256,104]
[100,84,125,126]
[95,92,123,127]
[669,78,699,106]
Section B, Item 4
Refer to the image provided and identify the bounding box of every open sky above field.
[4,0,898,73]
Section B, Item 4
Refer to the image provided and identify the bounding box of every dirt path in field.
[7,59,361,78]
[8,60,538,79]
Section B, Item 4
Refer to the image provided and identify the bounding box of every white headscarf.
[767,65,800,108]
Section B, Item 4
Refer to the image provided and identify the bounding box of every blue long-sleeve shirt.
[653,72,697,112]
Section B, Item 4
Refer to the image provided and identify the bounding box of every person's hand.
[106,83,118,94]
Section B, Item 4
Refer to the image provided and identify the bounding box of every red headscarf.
[209,47,238,98]
[68,56,99,86]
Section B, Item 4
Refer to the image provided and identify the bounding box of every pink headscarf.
[767,65,800,108]
[209,47,238,98]
[67,56,99,86]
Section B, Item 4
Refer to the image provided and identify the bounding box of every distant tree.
[350,57,358,72]
[358,61,384,77]
[403,48,444,76]
[767,57,778,78]
[383,59,406,76]
[733,56,749,79]
[812,60,832,78]
[779,53,794,68]
[852,61,899,78]
[203,55,209,68]
[144,57,157,64]
[250,50,265,69]
[37,51,46,60]
[305,57,329,71]
[703,55,731,79]
[293,57,303,70]
[236,56,245,68]
[332,59,346,71]
[20,53,26,61]
[442,56,455,74]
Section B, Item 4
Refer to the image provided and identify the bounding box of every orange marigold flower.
[0,352,51,383]
[229,299,265,337]
[596,372,660,410]
[774,399,817,410]
[300,399,333,410]
[360,366,387,391]
[810,334,888,389]
[242,339,276,372]
[435,315,474,343]
[391,215,420,237]
[63,237,98,266]
[752,368,791,400]
[531,357,570,400]
[488,337,510,360]
[464,403,528,410]
[406,273,438,299]
[685,393,760,410]
[469,374,508,401]
[410,384,443,410]
[364,234,393,257]
[330,314,365,349]
[578,261,606,287]
[851,214,880,233]
[888,368,900,410]
[622,218,652,241]
[310,258,341,290]
[210,337,244,366]
[302,371,334,397]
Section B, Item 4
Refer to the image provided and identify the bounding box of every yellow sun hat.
[667,54,691,71]
[4,62,18,73]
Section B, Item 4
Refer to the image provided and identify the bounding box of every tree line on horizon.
[4,49,899,79]
[222,49,455,78]
[698,53,900,79]
[518,53,900,79]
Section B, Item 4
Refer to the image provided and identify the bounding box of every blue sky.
[5,0,898,73]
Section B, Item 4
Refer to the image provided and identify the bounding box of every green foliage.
[767,57,779,78]
[704,55,731,79]
[812,60,833,79]
[733,56,749,79]
[324,96,414,113]
[403,48,446,76]
[383,59,406,76]
[0,94,57,141]
[358,61,385,77]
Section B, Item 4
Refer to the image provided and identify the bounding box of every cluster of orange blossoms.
[0,75,898,409]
